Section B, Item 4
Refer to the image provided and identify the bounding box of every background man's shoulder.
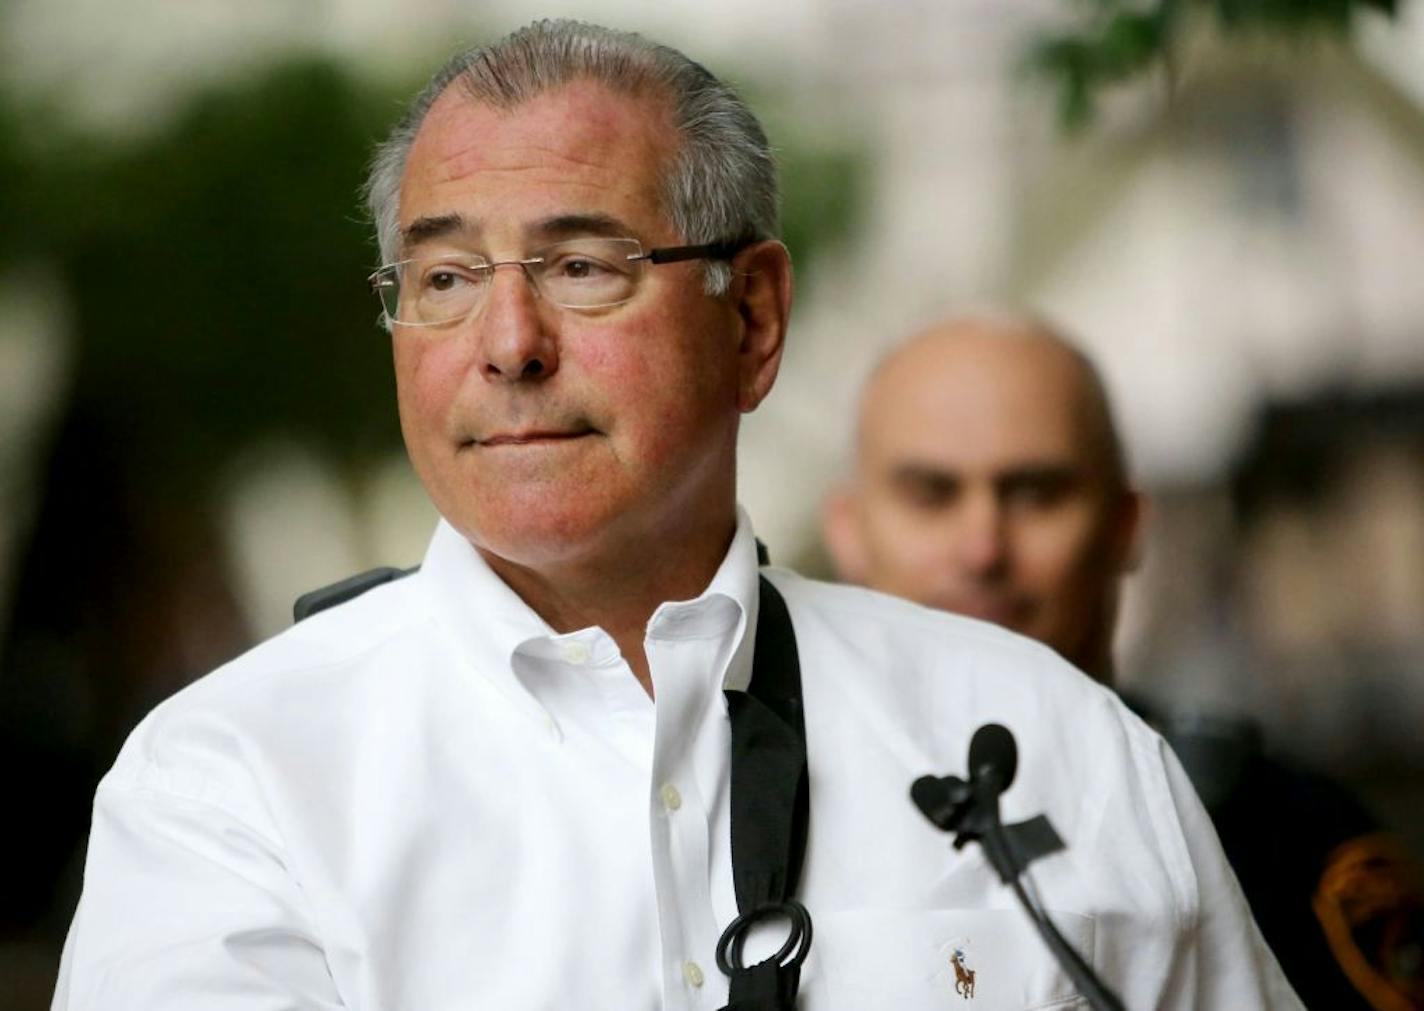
[764,568,1163,790]
[766,568,1116,695]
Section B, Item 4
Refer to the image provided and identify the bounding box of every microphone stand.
[912,726,1126,1011]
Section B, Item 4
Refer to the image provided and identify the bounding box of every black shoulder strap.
[292,566,418,622]
[717,576,812,1011]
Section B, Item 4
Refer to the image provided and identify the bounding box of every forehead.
[399,80,678,243]
[861,336,1102,474]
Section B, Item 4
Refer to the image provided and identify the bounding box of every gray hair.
[365,19,779,295]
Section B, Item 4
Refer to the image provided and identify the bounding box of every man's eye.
[554,255,613,281]
[1003,476,1071,509]
[892,472,958,509]
[420,266,484,293]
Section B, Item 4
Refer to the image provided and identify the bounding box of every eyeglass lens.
[378,237,645,324]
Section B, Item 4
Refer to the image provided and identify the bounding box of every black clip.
[716,899,813,1011]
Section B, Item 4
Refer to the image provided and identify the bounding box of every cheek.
[398,338,464,401]
[582,319,733,439]
[863,504,944,577]
[571,336,654,442]
[1016,509,1108,594]
[573,331,620,374]
[394,339,464,427]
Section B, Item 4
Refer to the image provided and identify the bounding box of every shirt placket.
[646,603,741,1010]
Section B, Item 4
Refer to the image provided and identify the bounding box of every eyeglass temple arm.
[644,238,755,265]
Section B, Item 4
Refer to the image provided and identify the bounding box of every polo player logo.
[950,947,976,999]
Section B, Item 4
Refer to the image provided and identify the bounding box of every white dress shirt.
[54,511,1301,1010]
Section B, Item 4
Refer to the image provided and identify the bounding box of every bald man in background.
[822,314,1140,683]
[824,313,1423,1010]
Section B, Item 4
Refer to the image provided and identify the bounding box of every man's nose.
[475,263,559,382]
[951,493,1009,577]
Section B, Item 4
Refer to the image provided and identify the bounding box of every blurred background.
[2,0,1422,1005]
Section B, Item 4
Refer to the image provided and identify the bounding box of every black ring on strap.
[715,899,814,975]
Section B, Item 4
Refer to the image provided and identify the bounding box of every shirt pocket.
[804,907,1093,1011]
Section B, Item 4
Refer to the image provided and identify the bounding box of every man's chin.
[447,502,630,572]
[934,596,1032,633]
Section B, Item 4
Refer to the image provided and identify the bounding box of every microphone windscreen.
[968,723,1017,792]
[911,775,961,829]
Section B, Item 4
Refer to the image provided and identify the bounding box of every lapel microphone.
[911,723,1127,1011]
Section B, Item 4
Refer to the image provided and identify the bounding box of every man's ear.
[729,240,792,413]
[821,485,870,585]
[1112,488,1146,574]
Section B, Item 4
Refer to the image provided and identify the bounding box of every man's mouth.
[470,428,595,447]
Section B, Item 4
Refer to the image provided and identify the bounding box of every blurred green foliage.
[753,93,868,281]
[17,60,407,489]
[1028,0,1402,129]
[780,142,867,283]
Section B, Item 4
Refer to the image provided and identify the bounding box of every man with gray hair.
[53,21,1299,1010]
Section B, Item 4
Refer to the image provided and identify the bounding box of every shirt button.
[682,960,705,988]
[660,783,682,811]
[559,641,591,664]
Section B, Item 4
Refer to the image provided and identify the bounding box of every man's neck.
[479,513,739,697]
[1072,635,1115,686]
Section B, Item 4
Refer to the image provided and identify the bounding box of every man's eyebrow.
[889,463,960,488]
[995,464,1083,496]
[401,213,476,254]
[529,213,636,242]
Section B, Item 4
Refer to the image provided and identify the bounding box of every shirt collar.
[416,521,558,704]
[415,507,763,694]
[647,505,760,694]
